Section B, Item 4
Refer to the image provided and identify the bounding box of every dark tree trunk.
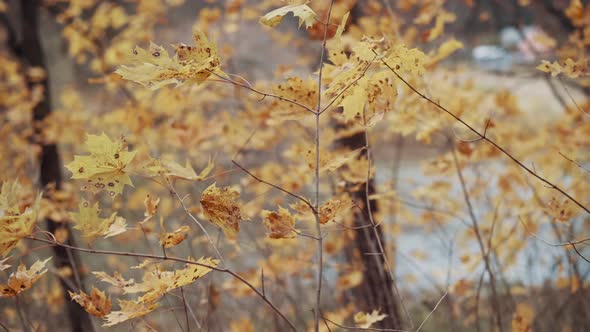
[20,1,93,331]
[338,131,403,330]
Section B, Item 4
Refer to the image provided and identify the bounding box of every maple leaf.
[200,183,243,239]
[93,271,135,289]
[319,198,350,224]
[69,287,112,318]
[354,310,387,328]
[65,133,136,197]
[103,299,159,327]
[124,257,218,304]
[70,201,127,239]
[0,181,42,256]
[0,257,51,297]
[116,26,221,90]
[382,44,428,75]
[537,58,587,78]
[259,4,317,29]
[145,156,214,181]
[261,206,297,239]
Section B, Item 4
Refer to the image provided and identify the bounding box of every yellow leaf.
[0,181,42,256]
[259,4,317,29]
[319,198,351,224]
[0,257,51,297]
[144,194,160,219]
[70,201,127,238]
[354,310,387,329]
[262,206,297,239]
[383,44,428,75]
[537,58,587,78]
[428,39,463,67]
[103,299,159,327]
[160,225,190,248]
[124,257,218,303]
[511,303,534,332]
[65,133,136,197]
[93,271,135,289]
[200,183,243,239]
[145,156,214,181]
[69,287,112,318]
[339,77,368,122]
[425,10,456,42]
[116,26,221,90]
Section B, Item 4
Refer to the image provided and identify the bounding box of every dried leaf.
[0,257,51,297]
[354,310,387,328]
[262,206,297,239]
[259,4,317,29]
[69,287,112,318]
[200,183,243,239]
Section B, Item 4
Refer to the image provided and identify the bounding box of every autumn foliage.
[1,0,590,331]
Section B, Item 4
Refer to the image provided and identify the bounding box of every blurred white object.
[472,45,513,72]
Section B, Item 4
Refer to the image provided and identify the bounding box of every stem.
[451,145,504,332]
[313,1,336,330]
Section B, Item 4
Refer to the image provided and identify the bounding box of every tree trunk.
[338,131,403,329]
[20,1,93,331]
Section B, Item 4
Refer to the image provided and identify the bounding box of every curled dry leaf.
[103,299,159,327]
[259,4,317,29]
[0,257,51,297]
[354,310,387,328]
[160,225,190,248]
[319,198,350,224]
[200,183,243,239]
[69,287,112,317]
[261,206,297,239]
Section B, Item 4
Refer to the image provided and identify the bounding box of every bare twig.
[312,2,336,330]
[232,160,316,213]
[414,290,449,332]
[451,144,504,332]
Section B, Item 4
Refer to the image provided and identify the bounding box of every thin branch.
[312,2,335,330]
[166,179,226,266]
[319,56,376,115]
[321,316,407,332]
[451,143,504,332]
[232,160,316,213]
[377,52,590,216]
[207,69,316,114]
[414,290,448,332]
[363,108,413,328]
